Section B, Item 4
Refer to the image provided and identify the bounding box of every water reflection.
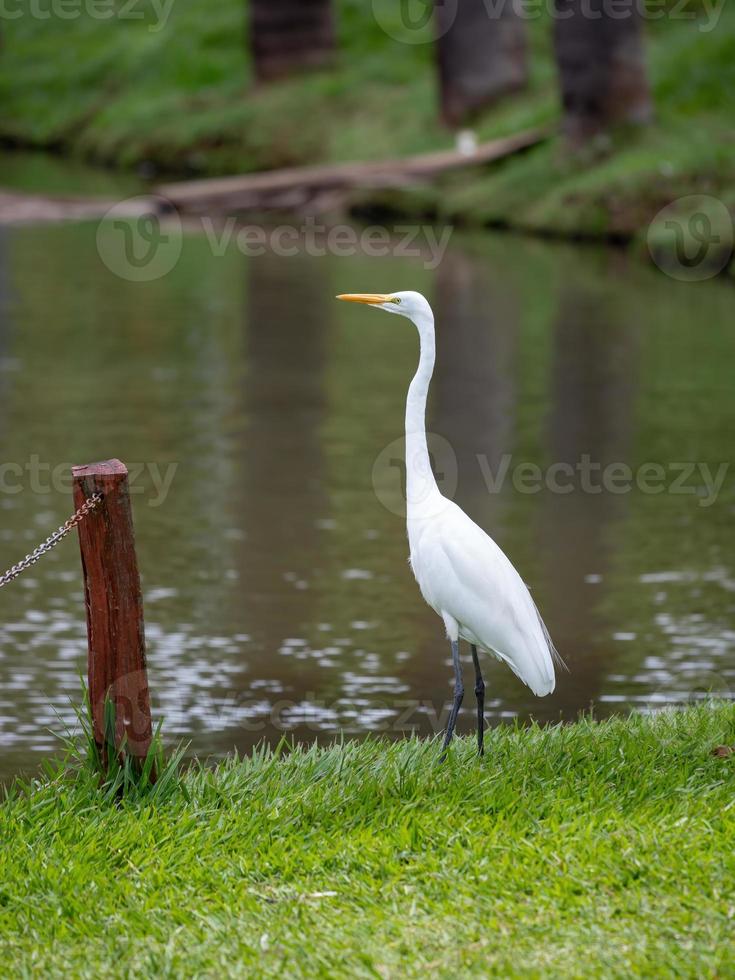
[236,253,331,732]
[0,187,734,781]
[433,247,518,531]
[540,278,638,716]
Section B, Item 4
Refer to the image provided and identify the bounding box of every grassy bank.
[425,7,735,243]
[2,704,735,977]
[0,2,734,244]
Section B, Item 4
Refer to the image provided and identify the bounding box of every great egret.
[337,291,561,758]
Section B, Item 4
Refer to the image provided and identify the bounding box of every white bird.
[337,291,562,758]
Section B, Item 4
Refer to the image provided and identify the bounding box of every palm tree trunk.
[553,0,652,142]
[249,0,336,83]
[436,0,528,128]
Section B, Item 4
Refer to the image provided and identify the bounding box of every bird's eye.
[392,297,402,305]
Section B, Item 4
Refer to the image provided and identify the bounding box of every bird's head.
[336,290,432,322]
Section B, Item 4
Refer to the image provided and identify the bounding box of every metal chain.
[0,492,103,590]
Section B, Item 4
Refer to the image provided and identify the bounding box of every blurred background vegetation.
[1,0,733,244]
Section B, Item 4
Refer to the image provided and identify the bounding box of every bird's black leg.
[471,645,485,757]
[440,639,464,761]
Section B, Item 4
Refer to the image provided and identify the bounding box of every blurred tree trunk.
[553,0,652,143]
[436,0,528,128]
[249,0,336,83]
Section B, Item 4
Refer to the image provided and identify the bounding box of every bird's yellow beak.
[336,293,392,305]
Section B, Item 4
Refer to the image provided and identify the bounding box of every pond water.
[1,154,734,782]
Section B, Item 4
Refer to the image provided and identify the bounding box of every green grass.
[0,0,598,175]
[0,0,456,173]
[358,8,735,241]
[2,703,735,977]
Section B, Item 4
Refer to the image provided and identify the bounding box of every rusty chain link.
[0,492,103,590]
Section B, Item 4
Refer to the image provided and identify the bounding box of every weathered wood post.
[72,459,153,771]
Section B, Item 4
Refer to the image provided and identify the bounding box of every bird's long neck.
[405,311,441,518]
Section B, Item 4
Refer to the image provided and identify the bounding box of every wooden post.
[72,459,153,769]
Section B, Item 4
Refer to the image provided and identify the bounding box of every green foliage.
[49,684,189,805]
[1,0,733,242]
[389,7,735,239]
[0,0,441,173]
[2,704,735,976]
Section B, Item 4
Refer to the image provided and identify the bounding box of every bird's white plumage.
[337,289,559,703]
[408,496,555,696]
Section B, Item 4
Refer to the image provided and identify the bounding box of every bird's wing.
[434,502,556,696]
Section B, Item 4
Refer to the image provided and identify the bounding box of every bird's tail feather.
[534,602,568,673]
